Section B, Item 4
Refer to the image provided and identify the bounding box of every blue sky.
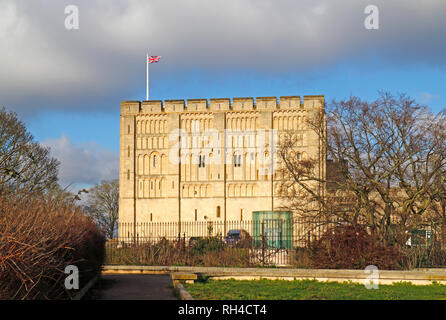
[1,0,445,189]
[26,59,446,154]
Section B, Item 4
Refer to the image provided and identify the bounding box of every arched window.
[153,155,157,168]
[198,155,205,168]
[233,154,242,167]
[217,206,221,218]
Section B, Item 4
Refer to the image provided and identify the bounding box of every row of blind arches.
[226,117,258,130]
[137,178,167,198]
[180,184,259,198]
[273,115,306,131]
[136,136,168,150]
[136,119,168,134]
[225,115,305,131]
[136,150,307,181]
[227,184,258,197]
[139,182,259,199]
[182,184,212,198]
[181,118,214,132]
[135,114,305,135]
[137,152,168,175]
[135,133,303,151]
[179,150,308,169]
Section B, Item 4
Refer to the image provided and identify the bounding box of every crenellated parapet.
[121,95,324,115]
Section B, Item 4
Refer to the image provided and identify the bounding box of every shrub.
[0,195,105,300]
[429,245,446,266]
[291,247,311,268]
[198,247,251,267]
[400,244,446,269]
[309,225,403,270]
[190,237,222,255]
[106,237,253,267]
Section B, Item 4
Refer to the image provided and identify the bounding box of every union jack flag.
[148,55,161,63]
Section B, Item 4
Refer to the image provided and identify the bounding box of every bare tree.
[0,108,59,196]
[278,93,446,247]
[425,167,446,245]
[85,180,119,239]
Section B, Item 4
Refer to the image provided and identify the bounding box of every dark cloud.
[0,0,445,115]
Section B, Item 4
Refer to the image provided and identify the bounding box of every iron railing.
[105,220,446,267]
[106,219,324,266]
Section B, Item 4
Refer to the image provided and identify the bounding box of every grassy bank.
[184,279,446,300]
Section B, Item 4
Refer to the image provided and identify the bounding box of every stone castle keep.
[119,95,326,229]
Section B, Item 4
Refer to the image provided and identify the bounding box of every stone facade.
[119,95,325,229]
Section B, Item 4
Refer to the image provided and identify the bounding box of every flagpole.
[146,53,149,101]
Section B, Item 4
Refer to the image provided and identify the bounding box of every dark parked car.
[188,236,203,247]
[224,229,251,247]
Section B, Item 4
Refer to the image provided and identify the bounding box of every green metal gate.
[252,211,292,249]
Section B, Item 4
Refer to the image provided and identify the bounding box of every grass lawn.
[183,279,446,300]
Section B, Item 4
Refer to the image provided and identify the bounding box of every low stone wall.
[102,266,446,285]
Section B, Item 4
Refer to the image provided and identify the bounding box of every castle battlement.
[121,95,324,115]
[119,93,326,226]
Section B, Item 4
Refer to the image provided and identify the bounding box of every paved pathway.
[86,274,178,300]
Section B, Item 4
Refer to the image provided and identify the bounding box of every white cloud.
[420,92,440,104]
[0,0,446,114]
[42,135,119,187]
